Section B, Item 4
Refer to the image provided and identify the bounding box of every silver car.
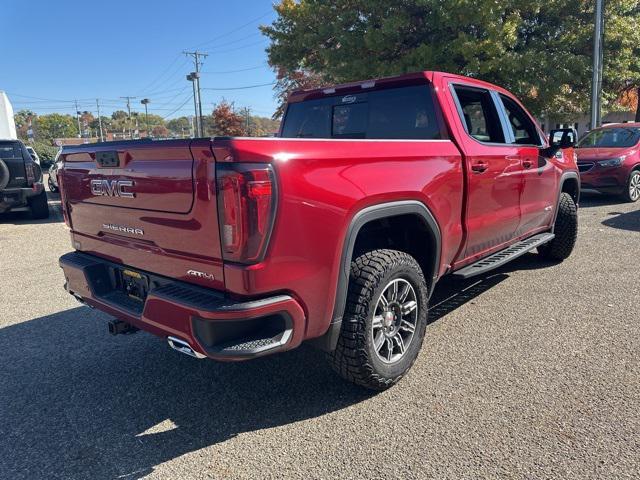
[48,149,62,193]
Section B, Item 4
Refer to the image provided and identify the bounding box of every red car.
[58,72,579,390]
[577,123,640,202]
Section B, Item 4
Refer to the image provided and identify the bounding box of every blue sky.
[1,0,279,119]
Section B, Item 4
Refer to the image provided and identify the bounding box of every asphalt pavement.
[0,186,638,479]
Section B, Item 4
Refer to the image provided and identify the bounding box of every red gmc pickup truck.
[58,71,579,390]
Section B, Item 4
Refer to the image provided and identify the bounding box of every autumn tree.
[261,0,640,119]
[211,101,246,136]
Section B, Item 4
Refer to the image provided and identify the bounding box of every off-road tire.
[0,159,9,191]
[330,249,429,390]
[620,169,640,203]
[538,192,577,261]
[28,190,50,219]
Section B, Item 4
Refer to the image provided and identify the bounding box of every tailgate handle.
[95,151,120,168]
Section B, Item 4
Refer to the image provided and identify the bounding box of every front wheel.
[538,192,577,261]
[330,249,429,390]
[620,170,640,203]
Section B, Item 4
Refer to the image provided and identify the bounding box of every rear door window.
[451,86,505,143]
[281,85,443,140]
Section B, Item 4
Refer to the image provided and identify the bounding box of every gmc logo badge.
[90,179,135,198]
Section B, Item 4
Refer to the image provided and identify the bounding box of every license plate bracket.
[119,268,149,302]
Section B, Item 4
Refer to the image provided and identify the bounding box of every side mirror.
[549,128,577,149]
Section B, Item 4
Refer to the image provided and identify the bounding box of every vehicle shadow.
[0,306,373,480]
[0,251,555,479]
[602,209,640,233]
[427,251,557,323]
[579,189,624,208]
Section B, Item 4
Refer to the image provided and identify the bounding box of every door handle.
[522,159,533,169]
[471,162,488,173]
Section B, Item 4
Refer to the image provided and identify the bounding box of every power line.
[201,63,267,75]
[135,53,184,96]
[207,39,269,55]
[161,94,194,120]
[202,82,276,91]
[202,33,262,50]
[192,11,272,49]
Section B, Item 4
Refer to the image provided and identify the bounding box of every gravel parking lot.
[0,186,638,479]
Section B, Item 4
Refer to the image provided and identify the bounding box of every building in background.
[540,111,636,138]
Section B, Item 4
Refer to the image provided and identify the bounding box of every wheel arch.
[559,171,580,203]
[312,200,441,352]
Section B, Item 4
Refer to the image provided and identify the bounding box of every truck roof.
[287,71,513,103]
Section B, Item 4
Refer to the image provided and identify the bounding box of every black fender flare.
[313,200,441,351]
[553,171,580,229]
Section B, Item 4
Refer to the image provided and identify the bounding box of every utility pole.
[74,100,81,138]
[244,107,251,136]
[96,99,104,142]
[184,50,208,136]
[120,96,137,139]
[141,98,150,137]
[187,74,200,136]
[590,0,604,130]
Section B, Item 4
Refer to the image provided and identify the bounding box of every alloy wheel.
[630,172,640,202]
[372,278,418,364]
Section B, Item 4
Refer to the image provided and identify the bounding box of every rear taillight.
[216,163,276,264]
[25,162,36,184]
[57,168,73,228]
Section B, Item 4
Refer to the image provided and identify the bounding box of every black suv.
[0,140,49,219]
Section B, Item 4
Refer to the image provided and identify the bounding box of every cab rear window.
[281,85,443,140]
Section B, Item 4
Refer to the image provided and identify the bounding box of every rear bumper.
[59,251,306,361]
[0,184,43,212]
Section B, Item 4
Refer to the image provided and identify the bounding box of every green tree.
[31,141,59,166]
[248,115,281,136]
[167,117,191,136]
[34,113,77,139]
[261,0,640,119]
[140,113,166,133]
[13,110,36,140]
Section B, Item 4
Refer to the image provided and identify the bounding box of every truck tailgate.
[60,139,225,290]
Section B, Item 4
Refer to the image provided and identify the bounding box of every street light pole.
[96,99,104,142]
[141,98,150,137]
[184,51,208,137]
[187,73,201,136]
[590,0,604,130]
[74,100,81,138]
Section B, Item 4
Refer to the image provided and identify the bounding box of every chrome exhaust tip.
[167,336,206,359]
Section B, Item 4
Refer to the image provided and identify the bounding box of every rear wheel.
[0,159,9,191]
[538,192,577,261]
[620,170,640,203]
[330,249,429,390]
[28,190,50,219]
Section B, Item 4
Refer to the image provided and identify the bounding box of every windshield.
[578,127,640,149]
